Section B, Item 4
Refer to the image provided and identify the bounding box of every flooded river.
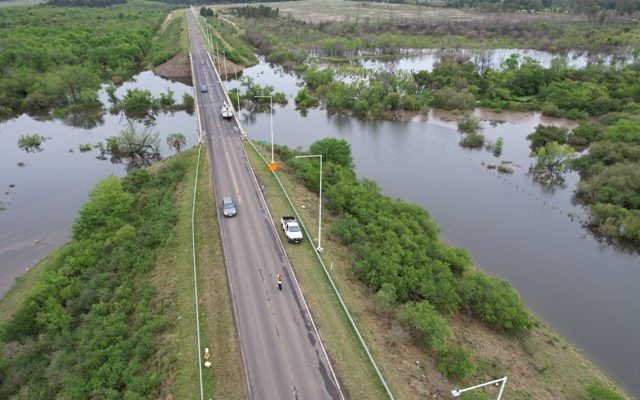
[1,52,639,397]
[231,58,640,397]
[0,71,197,297]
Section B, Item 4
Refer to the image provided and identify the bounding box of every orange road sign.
[268,162,278,172]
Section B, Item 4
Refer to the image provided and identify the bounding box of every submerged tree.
[530,141,576,184]
[98,122,161,171]
[166,133,186,153]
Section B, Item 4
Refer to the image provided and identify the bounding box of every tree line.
[231,4,279,18]
[0,5,182,119]
[46,0,127,7]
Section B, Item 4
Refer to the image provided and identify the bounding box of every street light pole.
[255,95,274,163]
[294,154,323,252]
[234,69,241,112]
[222,51,228,92]
[452,377,507,399]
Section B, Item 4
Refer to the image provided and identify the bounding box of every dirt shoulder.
[154,53,192,80]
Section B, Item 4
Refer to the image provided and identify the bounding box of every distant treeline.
[231,5,279,18]
[155,0,297,5]
[46,0,126,6]
[350,0,640,14]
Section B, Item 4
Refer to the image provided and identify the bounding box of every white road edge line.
[189,48,205,400]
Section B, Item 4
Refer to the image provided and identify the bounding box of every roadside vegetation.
[0,149,246,399]
[198,6,257,66]
[247,138,630,399]
[0,4,186,119]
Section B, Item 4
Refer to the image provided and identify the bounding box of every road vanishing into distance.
[186,11,343,400]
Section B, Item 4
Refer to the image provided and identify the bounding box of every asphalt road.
[186,11,343,400]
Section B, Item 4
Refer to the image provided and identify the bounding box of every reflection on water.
[232,57,640,397]
[359,48,637,73]
[0,71,197,298]
[60,108,105,130]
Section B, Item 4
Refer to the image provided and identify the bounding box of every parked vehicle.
[222,196,237,217]
[221,102,233,119]
[281,216,303,243]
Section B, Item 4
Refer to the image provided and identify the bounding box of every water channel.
[0,71,198,297]
[1,50,638,397]
[229,56,640,397]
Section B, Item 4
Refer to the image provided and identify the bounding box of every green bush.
[459,271,531,333]
[437,344,476,381]
[583,383,625,400]
[568,123,604,148]
[400,301,452,351]
[541,102,563,117]
[432,87,476,111]
[460,134,485,149]
[526,124,568,149]
[17,133,47,153]
[460,392,492,400]
[295,88,319,109]
[458,116,481,133]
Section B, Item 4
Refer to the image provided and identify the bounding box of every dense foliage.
[0,155,190,398]
[284,138,531,380]
[0,5,181,118]
[46,0,127,6]
[572,118,640,245]
[583,383,626,400]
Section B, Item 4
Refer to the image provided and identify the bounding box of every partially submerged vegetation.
[215,4,640,249]
[0,5,187,119]
[0,149,246,399]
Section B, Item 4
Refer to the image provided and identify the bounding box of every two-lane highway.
[186,11,343,400]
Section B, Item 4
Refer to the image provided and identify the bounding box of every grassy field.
[151,147,246,399]
[243,140,630,400]
[217,0,587,24]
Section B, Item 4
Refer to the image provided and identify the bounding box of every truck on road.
[221,102,233,119]
[281,216,303,243]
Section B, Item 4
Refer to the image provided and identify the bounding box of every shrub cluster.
[287,138,531,379]
[0,6,175,117]
[0,154,190,398]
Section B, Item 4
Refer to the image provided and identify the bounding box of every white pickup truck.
[221,102,233,119]
[281,216,303,243]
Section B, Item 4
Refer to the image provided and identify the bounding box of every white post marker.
[452,377,507,399]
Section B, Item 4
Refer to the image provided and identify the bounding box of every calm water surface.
[0,71,197,296]
[359,48,637,72]
[230,58,640,397]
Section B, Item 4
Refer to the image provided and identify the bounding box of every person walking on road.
[277,273,283,291]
